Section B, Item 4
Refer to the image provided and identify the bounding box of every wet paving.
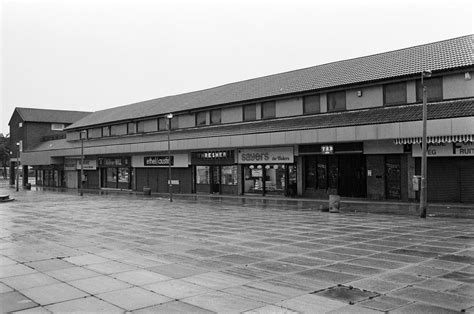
[0,182,473,313]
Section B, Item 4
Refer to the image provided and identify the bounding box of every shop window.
[327,91,346,112]
[265,164,286,194]
[317,156,327,189]
[210,109,221,125]
[243,104,257,121]
[384,82,407,106]
[196,166,210,184]
[196,112,207,126]
[221,166,237,185]
[102,126,111,137]
[244,165,264,193]
[261,101,276,119]
[303,95,320,114]
[127,122,137,134]
[416,77,443,102]
[305,157,317,189]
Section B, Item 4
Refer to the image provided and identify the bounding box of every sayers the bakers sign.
[238,147,294,164]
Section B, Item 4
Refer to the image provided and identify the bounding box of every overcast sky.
[1,0,473,135]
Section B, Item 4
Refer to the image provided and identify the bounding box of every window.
[327,91,346,112]
[384,82,407,106]
[243,104,257,121]
[170,116,179,129]
[196,166,210,184]
[221,166,237,185]
[127,122,136,134]
[158,118,167,130]
[137,121,145,133]
[51,123,65,131]
[416,77,443,102]
[19,122,23,128]
[261,101,276,119]
[210,109,221,124]
[303,95,320,114]
[102,126,111,137]
[196,112,207,126]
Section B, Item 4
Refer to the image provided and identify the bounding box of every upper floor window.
[243,104,257,121]
[303,95,320,114]
[196,112,207,126]
[137,121,145,133]
[416,77,443,102]
[210,109,221,124]
[261,101,276,119]
[102,126,111,137]
[327,91,346,112]
[51,123,65,131]
[384,82,407,106]
[170,116,179,130]
[127,122,136,134]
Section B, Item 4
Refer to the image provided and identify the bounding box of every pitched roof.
[12,108,91,125]
[31,98,473,153]
[67,35,473,130]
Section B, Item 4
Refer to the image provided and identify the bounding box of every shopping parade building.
[18,35,474,203]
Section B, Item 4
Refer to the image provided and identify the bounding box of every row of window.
[83,77,444,139]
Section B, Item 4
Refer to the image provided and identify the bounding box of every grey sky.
[1,0,473,135]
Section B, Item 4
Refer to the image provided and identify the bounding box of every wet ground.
[0,181,473,313]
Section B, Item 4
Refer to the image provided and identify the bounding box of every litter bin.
[329,194,340,213]
[143,187,151,195]
[25,183,31,190]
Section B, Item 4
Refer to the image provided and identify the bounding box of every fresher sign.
[412,142,474,157]
[238,147,294,164]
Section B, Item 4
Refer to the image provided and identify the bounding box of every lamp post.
[420,70,431,218]
[16,142,20,192]
[79,130,87,196]
[166,113,173,202]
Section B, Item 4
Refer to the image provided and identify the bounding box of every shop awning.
[394,134,474,144]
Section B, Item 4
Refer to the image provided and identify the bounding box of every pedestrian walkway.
[0,181,473,313]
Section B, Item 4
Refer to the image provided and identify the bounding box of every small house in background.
[8,107,91,187]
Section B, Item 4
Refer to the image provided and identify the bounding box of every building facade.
[21,35,474,203]
[8,108,90,187]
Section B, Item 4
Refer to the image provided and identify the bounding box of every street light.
[420,70,431,218]
[16,142,20,192]
[166,113,173,202]
[79,130,87,197]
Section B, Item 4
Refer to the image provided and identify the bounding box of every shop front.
[98,157,131,190]
[300,143,366,198]
[133,153,192,194]
[413,141,474,203]
[238,147,296,196]
[64,158,98,189]
[35,166,65,188]
[191,150,238,194]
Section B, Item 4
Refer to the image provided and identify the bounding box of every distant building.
[8,107,91,186]
[22,35,474,203]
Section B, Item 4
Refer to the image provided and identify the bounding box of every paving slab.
[278,294,348,313]
[68,275,132,294]
[20,282,89,305]
[132,300,215,313]
[96,286,172,311]
[144,278,212,299]
[183,291,265,314]
[1,273,59,290]
[0,291,38,313]
[45,296,123,313]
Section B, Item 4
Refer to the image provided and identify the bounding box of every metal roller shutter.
[460,158,474,203]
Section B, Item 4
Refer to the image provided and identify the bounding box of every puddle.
[313,285,379,303]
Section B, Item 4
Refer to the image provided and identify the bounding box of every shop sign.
[76,160,97,170]
[412,142,474,157]
[144,156,174,166]
[98,157,129,167]
[321,145,334,154]
[238,147,294,164]
[64,159,77,171]
[191,150,235,165]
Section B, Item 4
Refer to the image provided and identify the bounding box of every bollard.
[329,194,340,213]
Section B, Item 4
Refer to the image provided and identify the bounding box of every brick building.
[21,35,474,203]
[8,108,90,186]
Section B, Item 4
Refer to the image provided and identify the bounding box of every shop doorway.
[385,155,401,199]
[195,165,238,194]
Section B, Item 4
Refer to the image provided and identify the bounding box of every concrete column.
[237,164,243,195]
[22,165,28,186]
[407,154,416,200]
[297,156,304,196]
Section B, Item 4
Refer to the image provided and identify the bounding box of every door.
[338,154,366,197]
[211,166,220,193]
[385,155,401,199]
